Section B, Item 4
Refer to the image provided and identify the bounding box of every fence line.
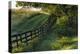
[10,13,57,51]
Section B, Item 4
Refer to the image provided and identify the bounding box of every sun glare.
[11,1,16,9]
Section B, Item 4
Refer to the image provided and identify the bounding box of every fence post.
[25,33,28,45]
[20,34,22,42]
[30,31,32,40]
[38,28,41,39]
[41,26,44,36]
[16,35,18,47]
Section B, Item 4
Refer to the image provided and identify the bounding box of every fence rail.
[10,11,57,52]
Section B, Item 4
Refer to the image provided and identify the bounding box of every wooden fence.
[11,21,48,48]
[9,9,57,52]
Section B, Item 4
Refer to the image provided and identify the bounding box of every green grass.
[11,9,78,52]
[11,13,49,35]
[51,36,78,50]
[12,37,40,53]
[27,15,78,51]
[30,31,78,51]
[12,30,78,52]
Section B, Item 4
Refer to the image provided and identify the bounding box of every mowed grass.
[11,13,49,35]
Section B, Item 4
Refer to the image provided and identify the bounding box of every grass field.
[11,9,78,53]
[11,10,49,35]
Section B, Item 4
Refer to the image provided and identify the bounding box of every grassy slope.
[11,14,49,35]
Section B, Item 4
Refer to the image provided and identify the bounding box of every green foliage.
[29,32,78,51]
[11,2,78,52]
[51,36,78,50]
[16,1,29,7]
